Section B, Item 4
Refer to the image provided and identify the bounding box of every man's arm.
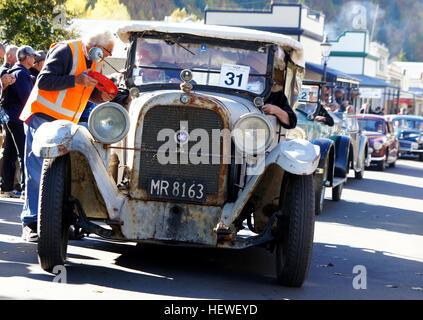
[37,44,75,91]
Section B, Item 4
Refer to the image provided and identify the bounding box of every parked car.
[292,80,363,215]
[389,115,423,161]
[357,114,399,170]
[32,22,321,287]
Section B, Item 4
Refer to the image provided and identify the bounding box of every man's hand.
[262,103,278,115]
[1,74,16,90]
[315,116,326,123]
[100,91,116,102]
[75,69,98,87]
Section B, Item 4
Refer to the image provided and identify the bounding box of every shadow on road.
[319,199,423,236]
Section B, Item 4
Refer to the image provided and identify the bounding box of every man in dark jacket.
[0,46,38,198]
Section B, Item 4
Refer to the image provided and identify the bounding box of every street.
[0,158,422,300]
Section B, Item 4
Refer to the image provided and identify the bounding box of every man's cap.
[17,45,40,61]
[34,50,46,63]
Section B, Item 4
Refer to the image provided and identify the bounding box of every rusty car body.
[33,22,320,287]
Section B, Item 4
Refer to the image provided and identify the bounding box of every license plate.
[147,177,207,203]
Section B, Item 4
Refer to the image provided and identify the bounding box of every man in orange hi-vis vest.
[20,30,117,242]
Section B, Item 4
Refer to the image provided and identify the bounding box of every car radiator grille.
[139,105,224,195]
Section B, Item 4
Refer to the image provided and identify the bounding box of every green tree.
[0,0,78,51]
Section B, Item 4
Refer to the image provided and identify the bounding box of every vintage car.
[357,114,399,170]
[33,22,321,287]
[389,115,423,161]
[291,80,366,215]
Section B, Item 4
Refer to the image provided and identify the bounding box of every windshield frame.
[124,32,276,99]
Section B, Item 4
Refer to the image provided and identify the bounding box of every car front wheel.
[275,173,315,287]
[37,155,71,273]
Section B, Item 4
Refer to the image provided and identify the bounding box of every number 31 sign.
[219,64,250,90]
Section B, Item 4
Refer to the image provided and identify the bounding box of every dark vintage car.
[389,115,423,161]
[357,114,399,170]
[32,22,320,287]
[292,80,367,215]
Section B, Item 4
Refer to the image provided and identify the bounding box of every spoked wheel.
[275,173,315,287]
[37,155,71,272]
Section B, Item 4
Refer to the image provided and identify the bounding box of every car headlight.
[88,102,130,144]
[286,127,306,140]
[373,141,383,151]
[232,113,273,155]
[411,142,418,150]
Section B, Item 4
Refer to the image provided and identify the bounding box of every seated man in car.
[135,41,181,83]
[262,68,296,129]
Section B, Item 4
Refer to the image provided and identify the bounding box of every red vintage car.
[357,114,399,170]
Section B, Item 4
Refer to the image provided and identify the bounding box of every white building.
[205,2,325,64]
[327,30,400,114]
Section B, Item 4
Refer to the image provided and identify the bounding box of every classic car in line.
[357,114,399,170]
[33,22,320,287]
[389,115,423,161]
[292,80,367,215]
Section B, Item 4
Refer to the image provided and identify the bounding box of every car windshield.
[393,118,423,132]
[358,118,385,133]
[296,85,320,115]
[130,37,270,95]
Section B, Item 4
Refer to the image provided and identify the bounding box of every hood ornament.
[180,69,193,94]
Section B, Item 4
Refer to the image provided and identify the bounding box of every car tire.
[419,154,423,162]
[332,182,343,201]
[37,155,71,273]
[275,174,315,287]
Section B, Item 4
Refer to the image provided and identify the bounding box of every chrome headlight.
[88,102,130,144]
[373,141,383,150]
[232,113,273,155]
[286,127,306,140]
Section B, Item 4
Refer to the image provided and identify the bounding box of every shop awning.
[349,74,399,89]
[305,62,360,84]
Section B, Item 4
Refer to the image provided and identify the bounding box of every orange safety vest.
[20,40,102,123]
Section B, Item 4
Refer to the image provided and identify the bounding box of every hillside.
[117,0,423,61]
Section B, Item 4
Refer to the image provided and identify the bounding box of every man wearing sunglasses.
[19,30,117,242]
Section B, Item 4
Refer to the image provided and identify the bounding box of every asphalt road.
[0,158,422,300]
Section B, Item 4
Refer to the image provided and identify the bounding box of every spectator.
[360,103,370,114]
[329,102,340,113]
[19,30,117,242]
[398,106,408,115]
[0,46,39,199]
[0,45,18,76]
[29,50,46,84]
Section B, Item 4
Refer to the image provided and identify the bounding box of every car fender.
[220,138,320,227]
[311,138,335,184]
[32,119,126,221]
[331,135,351,178]
[310,138,334,168]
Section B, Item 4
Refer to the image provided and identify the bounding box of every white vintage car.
[34,22,320,287]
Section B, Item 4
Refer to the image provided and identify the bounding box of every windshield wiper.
[160,34,196,56]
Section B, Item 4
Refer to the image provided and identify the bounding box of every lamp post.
[320,37,332,103]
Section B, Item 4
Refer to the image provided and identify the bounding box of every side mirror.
[88,47,103,63]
